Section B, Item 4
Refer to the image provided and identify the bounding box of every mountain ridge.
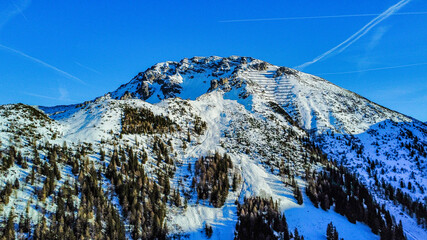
[44,56,420,133]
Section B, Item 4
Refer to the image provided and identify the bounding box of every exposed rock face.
[120,91,133,100]
[161,82,182,98]
[136,81,153,100]
[208,78,233,93]
[250,61,269,71]
[208,79,219,92]
[274,66,298,78]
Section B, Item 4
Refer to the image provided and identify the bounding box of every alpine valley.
[0,56,426,240]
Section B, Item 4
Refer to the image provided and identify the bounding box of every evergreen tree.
[326,222,339,240]
[204,223,213,238]
[3,209,16,240]
[293,184,303,205]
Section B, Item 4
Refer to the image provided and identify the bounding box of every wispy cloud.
[0,0,31,30]
[219,11,427,23]
[22,87,75,102]
[355,26,390,69]
[366,26,389,51]
[75,61,102,75]
[0,43,87,85]
[295,0,412,69]
[58,87,70,101]
[314,62,427,75]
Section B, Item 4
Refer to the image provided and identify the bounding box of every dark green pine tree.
[204,223,213,238]
[294,185,303,205]
[394,221,406,240]
[3,209,16,240]
[293,228,304,240]
[326,222,339,240]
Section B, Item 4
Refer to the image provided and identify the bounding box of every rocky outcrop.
[274,66,298,78]
[160,82,182,98]
[136,81,153,100]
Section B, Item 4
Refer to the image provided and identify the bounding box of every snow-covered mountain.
[108,56,411,134]
[0,56,426,239]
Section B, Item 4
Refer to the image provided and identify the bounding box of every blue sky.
[1,0,426,121]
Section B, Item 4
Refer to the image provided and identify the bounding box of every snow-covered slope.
[0,104,62,145]
[1,56,426,239]
[105,55,426,195]
[105,55,426,203]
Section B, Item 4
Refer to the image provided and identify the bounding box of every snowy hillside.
[0,56,425,239]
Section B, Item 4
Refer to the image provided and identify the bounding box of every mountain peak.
[107,56,278,101]
[103,56,411,135]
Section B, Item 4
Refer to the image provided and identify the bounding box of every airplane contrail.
[75,61,102,75]
[11,2,28,21]
[219,11,427,23]
[314,62,427,75]
[0,0,31,30]
[295,0,412,69]
[0,43,86,85]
